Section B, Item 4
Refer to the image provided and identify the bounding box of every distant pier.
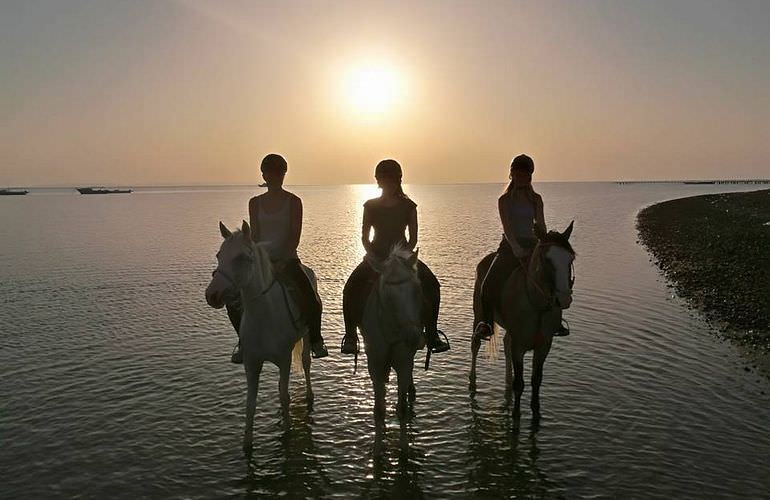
[616,179,770,185]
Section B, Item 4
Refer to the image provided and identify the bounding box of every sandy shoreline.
[637,189,770,377]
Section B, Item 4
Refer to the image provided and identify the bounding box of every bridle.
[211,245,277,297]
[521,241,575,313]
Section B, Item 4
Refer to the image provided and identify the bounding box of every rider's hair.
[260,153,288,174]
[375,159,409,199]
[503,154,539,206]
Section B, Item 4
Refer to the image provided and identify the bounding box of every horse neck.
[525,249,552,311]
[239,253,274,304]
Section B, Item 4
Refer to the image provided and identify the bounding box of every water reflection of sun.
[354,183,381,203]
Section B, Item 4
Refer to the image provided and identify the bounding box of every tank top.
[365,197,417,259]
[501,192,536,248]
[257,196,297,261]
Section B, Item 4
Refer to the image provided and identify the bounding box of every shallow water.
[1,183,768,498]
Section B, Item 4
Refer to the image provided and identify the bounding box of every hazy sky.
[2,0,769,186]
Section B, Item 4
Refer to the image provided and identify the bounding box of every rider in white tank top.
[225,153,328,362]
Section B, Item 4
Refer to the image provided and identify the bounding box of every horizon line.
[7,178,770,189]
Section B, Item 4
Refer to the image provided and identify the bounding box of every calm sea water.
[1,183,768,498]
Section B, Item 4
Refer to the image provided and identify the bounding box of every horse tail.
[291,337,304,374]
[485,323,501,361]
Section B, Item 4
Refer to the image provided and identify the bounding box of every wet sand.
[637,189,770,376]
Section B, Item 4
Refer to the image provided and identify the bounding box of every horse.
[205,221,314,451]
[359,245,425,423]
[469,221,575,420]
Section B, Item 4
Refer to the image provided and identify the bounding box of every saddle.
[273,261,319,326]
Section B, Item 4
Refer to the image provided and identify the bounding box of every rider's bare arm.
[534,194,547,240]
[288,195,302,253]
[499,196,526,257]
[248,196,261,243]
[406,206,418,251]
[361,204,374,254]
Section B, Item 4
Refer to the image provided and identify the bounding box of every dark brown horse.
[469,222,575,420]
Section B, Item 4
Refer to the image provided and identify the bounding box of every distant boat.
[0,188,29,196]
[76,187,132,195]
[683,181,715,185]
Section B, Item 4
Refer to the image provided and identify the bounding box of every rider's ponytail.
[376,159,410,200]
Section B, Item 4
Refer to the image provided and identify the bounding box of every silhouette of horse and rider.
[205,153,575,449]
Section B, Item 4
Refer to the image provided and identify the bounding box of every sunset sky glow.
[2,0,769,186]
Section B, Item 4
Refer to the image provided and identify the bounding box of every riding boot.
[231,343,243,364]
[340,332,359,355]
[426,329,450,353]
[341,294,361,355]
[553,309,570,337]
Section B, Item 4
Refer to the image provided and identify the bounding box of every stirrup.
[230,343,243,364]
[474,322,493,341]
[429,329,451,353]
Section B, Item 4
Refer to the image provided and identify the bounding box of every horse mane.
[228,229,256,251]
[387,243,416,264]
[541,231,576,256]
[374,243,418,283]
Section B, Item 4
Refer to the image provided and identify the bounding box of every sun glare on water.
[343,63,405,116]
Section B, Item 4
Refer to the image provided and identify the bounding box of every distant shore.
[637,189,770,376]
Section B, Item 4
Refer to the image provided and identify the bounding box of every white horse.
[360,245,425,423]
[205,221,314,451]
[470,222,575,420]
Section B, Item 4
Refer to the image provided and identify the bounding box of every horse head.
[369,245,423,337]
[205,220,272,309]
[533,221,575,309]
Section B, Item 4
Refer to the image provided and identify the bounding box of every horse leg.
[504,333,513,406]
[512,352,525,420]
[469,332,481,392]
[278,356,291,432]
[392,345,414,420]
[531,343,550,420]
[368,355,387,424]
[243,359,263,452]
[302,335,313,411]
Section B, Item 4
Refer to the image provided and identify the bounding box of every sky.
[1,0,769,186]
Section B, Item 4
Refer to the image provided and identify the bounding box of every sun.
[343,63,404,115]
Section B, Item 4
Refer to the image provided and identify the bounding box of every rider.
[226,154,328,362]
[474,154,569,339]
[340,159,450,355]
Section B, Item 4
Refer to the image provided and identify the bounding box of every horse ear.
[241,220,251,241]
[219,221,232,239]
[562,220,574,240]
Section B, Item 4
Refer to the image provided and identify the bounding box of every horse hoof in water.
[306,391,315,412]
